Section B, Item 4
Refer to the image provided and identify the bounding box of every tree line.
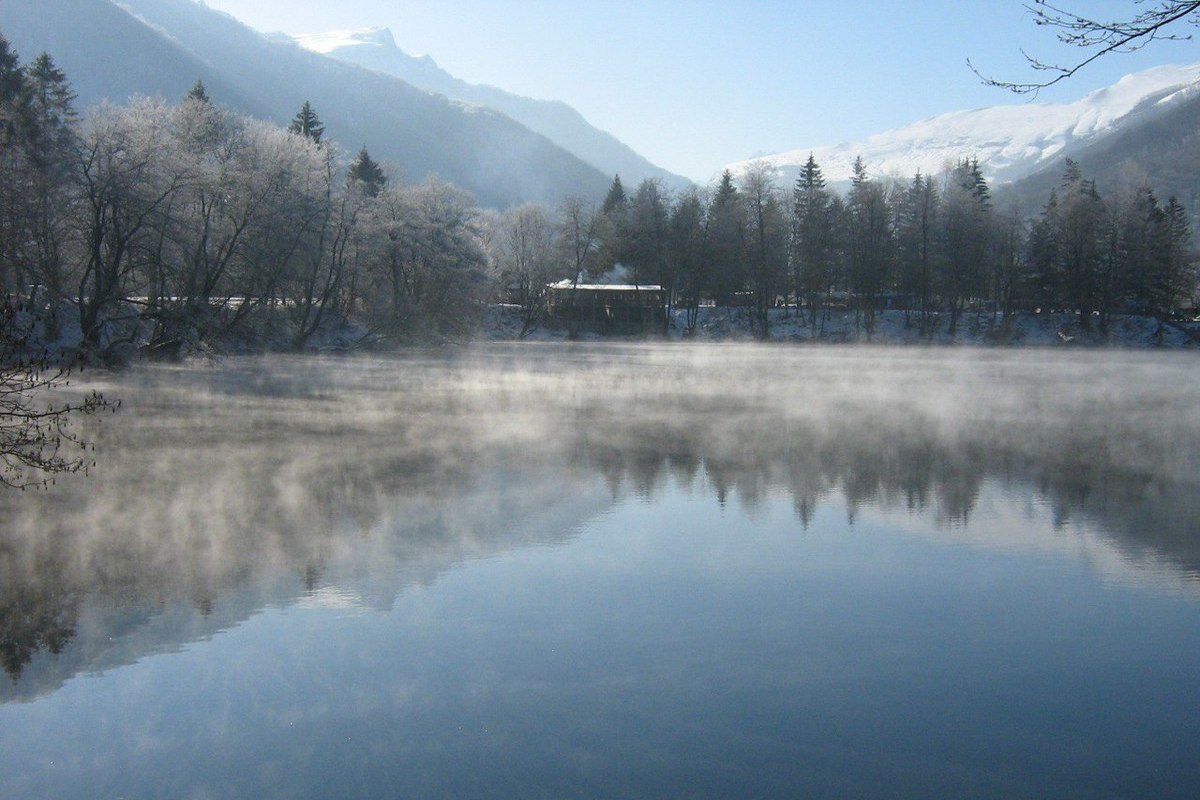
[499,156,1197,340]
[1,33,1196,356]
[0,36,493,361]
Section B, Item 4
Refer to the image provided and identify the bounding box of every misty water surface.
[1,343,1199,799]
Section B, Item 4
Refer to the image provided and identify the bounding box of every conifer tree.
[894,171,939,332]
[792,154,836,327]
[601,174,627,215]
[706,169,745,305]
[625,179,673,331]
[1161,196,1196,313]
[0,35,29,294]
[1027,189,1060,308]
[1053,160,1108,326]
[938,158,992,334]
[846,156,891,335]
[0,34,23,112]
[288,100,324,144]
[19,52,77,299]
[348,146,386,197]
[186,79,210,104]
[669,189,707,332]
[595,174,630,274]
[24,54,76,168]
[992,201,1028,324]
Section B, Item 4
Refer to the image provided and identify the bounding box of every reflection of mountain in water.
[2,345,1198,699]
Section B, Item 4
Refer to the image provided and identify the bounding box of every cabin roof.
[547,280,663,292]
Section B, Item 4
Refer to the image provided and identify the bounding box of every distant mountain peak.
[294,26,402,55]
[728,61,1200,188]
[0,0,612,208]
[291,26,693,191]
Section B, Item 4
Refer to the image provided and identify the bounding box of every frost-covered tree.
[367,178,489,340]
[553,195,600,336]
[74,99,194,359]
[496,201,557,336]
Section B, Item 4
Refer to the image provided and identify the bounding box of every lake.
[2,343,1199,799]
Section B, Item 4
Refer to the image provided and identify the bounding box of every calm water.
[2,343,1199,799]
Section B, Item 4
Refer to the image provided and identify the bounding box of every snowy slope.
[291,27,693,191]
[728,62,1200,187]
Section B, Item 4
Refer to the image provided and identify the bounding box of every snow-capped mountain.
[728,62,1200,187]
[291,27,693,192]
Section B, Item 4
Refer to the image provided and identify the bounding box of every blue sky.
[203,0,1199,181]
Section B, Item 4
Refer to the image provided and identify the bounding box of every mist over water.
[2,343,1199,798]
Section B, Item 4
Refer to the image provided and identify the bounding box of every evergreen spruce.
[706,170,745,306]
[894,171,939,331]
[792,154,835,327]
[24,53,77,169]
[846,154,891,334]
[0,34,27,143]
[601,175,627,215]
[186,79,210,104]
[288,100,324,144]
[348,146,386,196]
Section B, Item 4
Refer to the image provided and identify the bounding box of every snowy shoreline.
[484,305,1200,349]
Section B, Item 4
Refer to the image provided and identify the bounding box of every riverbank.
[6,299,1197,367]
[484,305,1200,348]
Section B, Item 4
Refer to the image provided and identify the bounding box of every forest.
[0,35,1197,361]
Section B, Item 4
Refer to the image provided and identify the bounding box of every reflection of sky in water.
[4,489,1200,799]
[1,345,1199,798]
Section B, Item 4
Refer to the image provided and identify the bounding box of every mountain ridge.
[727,61,1200,188]
[0,0,612,209]
[290,26,693,192]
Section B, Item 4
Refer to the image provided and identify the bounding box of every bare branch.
[1,299,118,490]
[972,1,1200,94]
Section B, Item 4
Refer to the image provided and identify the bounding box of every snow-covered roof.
[547,280,663,292]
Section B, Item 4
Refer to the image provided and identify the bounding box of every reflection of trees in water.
[0,563,79,682]
[568,395,1197,564]
[1,347,1197,689]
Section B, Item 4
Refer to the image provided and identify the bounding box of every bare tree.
[739,163,787,339]
[972,1,1200,93]
[1,300,115,489]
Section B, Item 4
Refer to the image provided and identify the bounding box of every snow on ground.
[483,304,1199,349]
